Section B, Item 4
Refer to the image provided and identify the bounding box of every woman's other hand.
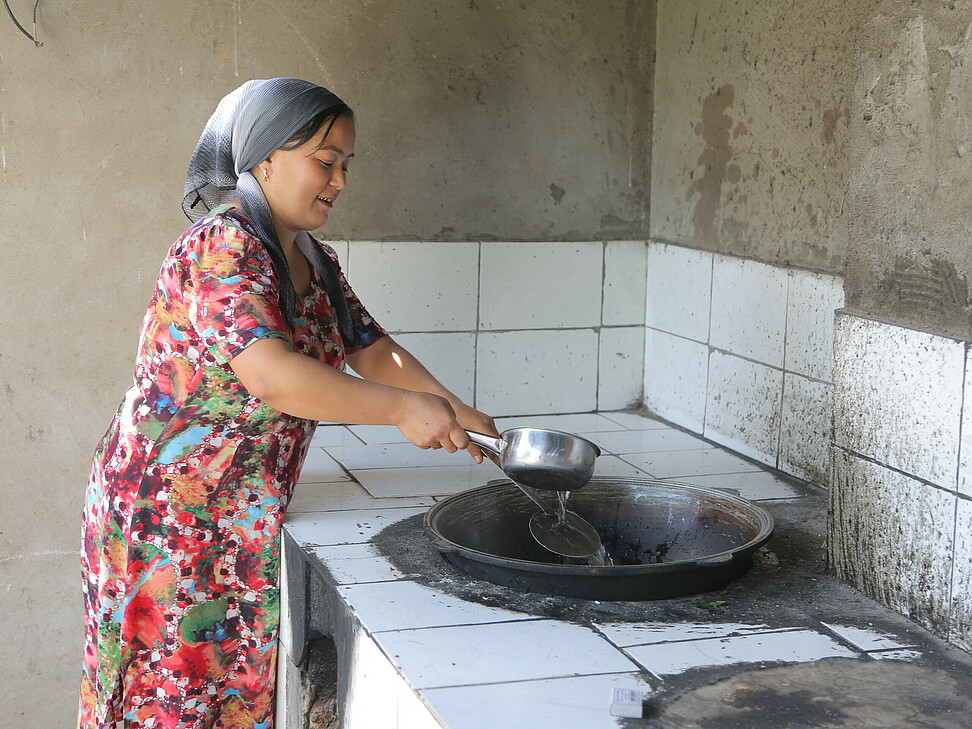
[395,391,471,454]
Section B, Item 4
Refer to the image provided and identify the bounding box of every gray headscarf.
[183,78,353,337]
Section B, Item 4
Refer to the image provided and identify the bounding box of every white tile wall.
[642,242,843,485]
[603,241,648,326]
[951,497,972,651]
[476,329,599,415]
[646,243,712,341]
[393,332,476,404]
[644,329,708,433]
[479,241,602,330]
[784,270,845,381]
[830,449,955,633]
[779,374,832,484]
[705,351,783,465]
[959,350,972,498]
[833,313,965,487]
[710,255,788,366]
[345,241,480,331]
[597,326,645,410]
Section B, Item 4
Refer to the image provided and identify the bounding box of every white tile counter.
[278,412,926,729]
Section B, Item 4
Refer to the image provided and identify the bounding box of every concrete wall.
[651,0,874,273]
[0,2,654,725]
[846,0,972,340]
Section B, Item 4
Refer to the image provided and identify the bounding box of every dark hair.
[281,107,354,151]
[259,105,356,337]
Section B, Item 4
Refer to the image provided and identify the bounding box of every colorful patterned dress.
[79,205,384,728]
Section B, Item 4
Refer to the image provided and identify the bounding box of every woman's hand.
[450,401,500,465]
[395,391,471,454]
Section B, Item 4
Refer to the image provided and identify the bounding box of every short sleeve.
[317,240,385,354]
[184,222,290,365]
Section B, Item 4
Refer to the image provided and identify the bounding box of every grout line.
[831,443,972,500]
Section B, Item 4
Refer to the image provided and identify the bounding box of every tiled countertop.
[281,411,972,729]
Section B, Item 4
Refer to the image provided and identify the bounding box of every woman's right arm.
[229,337,470,453]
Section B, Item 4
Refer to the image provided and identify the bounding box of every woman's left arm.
[346,335,499,455]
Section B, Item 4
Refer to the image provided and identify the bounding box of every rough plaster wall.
[652,0,875,273]
[0,2,654,725]
[846,0,972,340]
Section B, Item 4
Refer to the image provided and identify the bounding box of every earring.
[263,168,269,182]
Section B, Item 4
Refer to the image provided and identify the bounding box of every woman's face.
[258,114,355,243]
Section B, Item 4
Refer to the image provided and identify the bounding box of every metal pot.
[466,427,601,492]
[424,478,774,601]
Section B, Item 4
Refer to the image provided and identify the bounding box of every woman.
[79,78,496,728]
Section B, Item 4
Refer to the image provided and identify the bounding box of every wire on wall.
[3,0,42,46]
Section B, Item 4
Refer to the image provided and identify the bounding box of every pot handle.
[465,430,505,455]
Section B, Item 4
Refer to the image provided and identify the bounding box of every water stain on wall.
[687,84,735,242]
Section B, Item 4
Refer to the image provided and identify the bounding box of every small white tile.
[353,463,502,498]
[950,497,972,652]
[625,629,857,675]
[340,580,531,632]
[819,623,910,652]
[477,330,599,415]
[779,375,832,485]
[393,332,476,405]
[422,673,653,729]
[310,425,366,448]
[600,412,672,430]
[830,451,955,632]
[598,327,645,411]
[310,543,406,584]
[290,481,433,513]
[585,427,709,455]
[596,622,775,648]
[343,629,404,728]
[494,413,628,433]
[397,684,444,729]
[603,240,648,326]
[283,506,428,547]
[675,471,804,501]
[593,455,654,479]
[347,424,411,444]
[646,242,712,341]
[704,351,783,467]
[867,648,923,660]
[644,329,708,434]
[479,241,602,330]
[346,241,480,331]
[784,270,844,381]
[833,314,964,487]
[620,448,760,480]
[327,442,479,470]
[298,447,352,483]
[375,620,638,688]
[710,255,788,367]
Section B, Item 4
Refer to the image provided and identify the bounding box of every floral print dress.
[79,206,384,728]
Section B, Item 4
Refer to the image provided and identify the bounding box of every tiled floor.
[282,411,947,729]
